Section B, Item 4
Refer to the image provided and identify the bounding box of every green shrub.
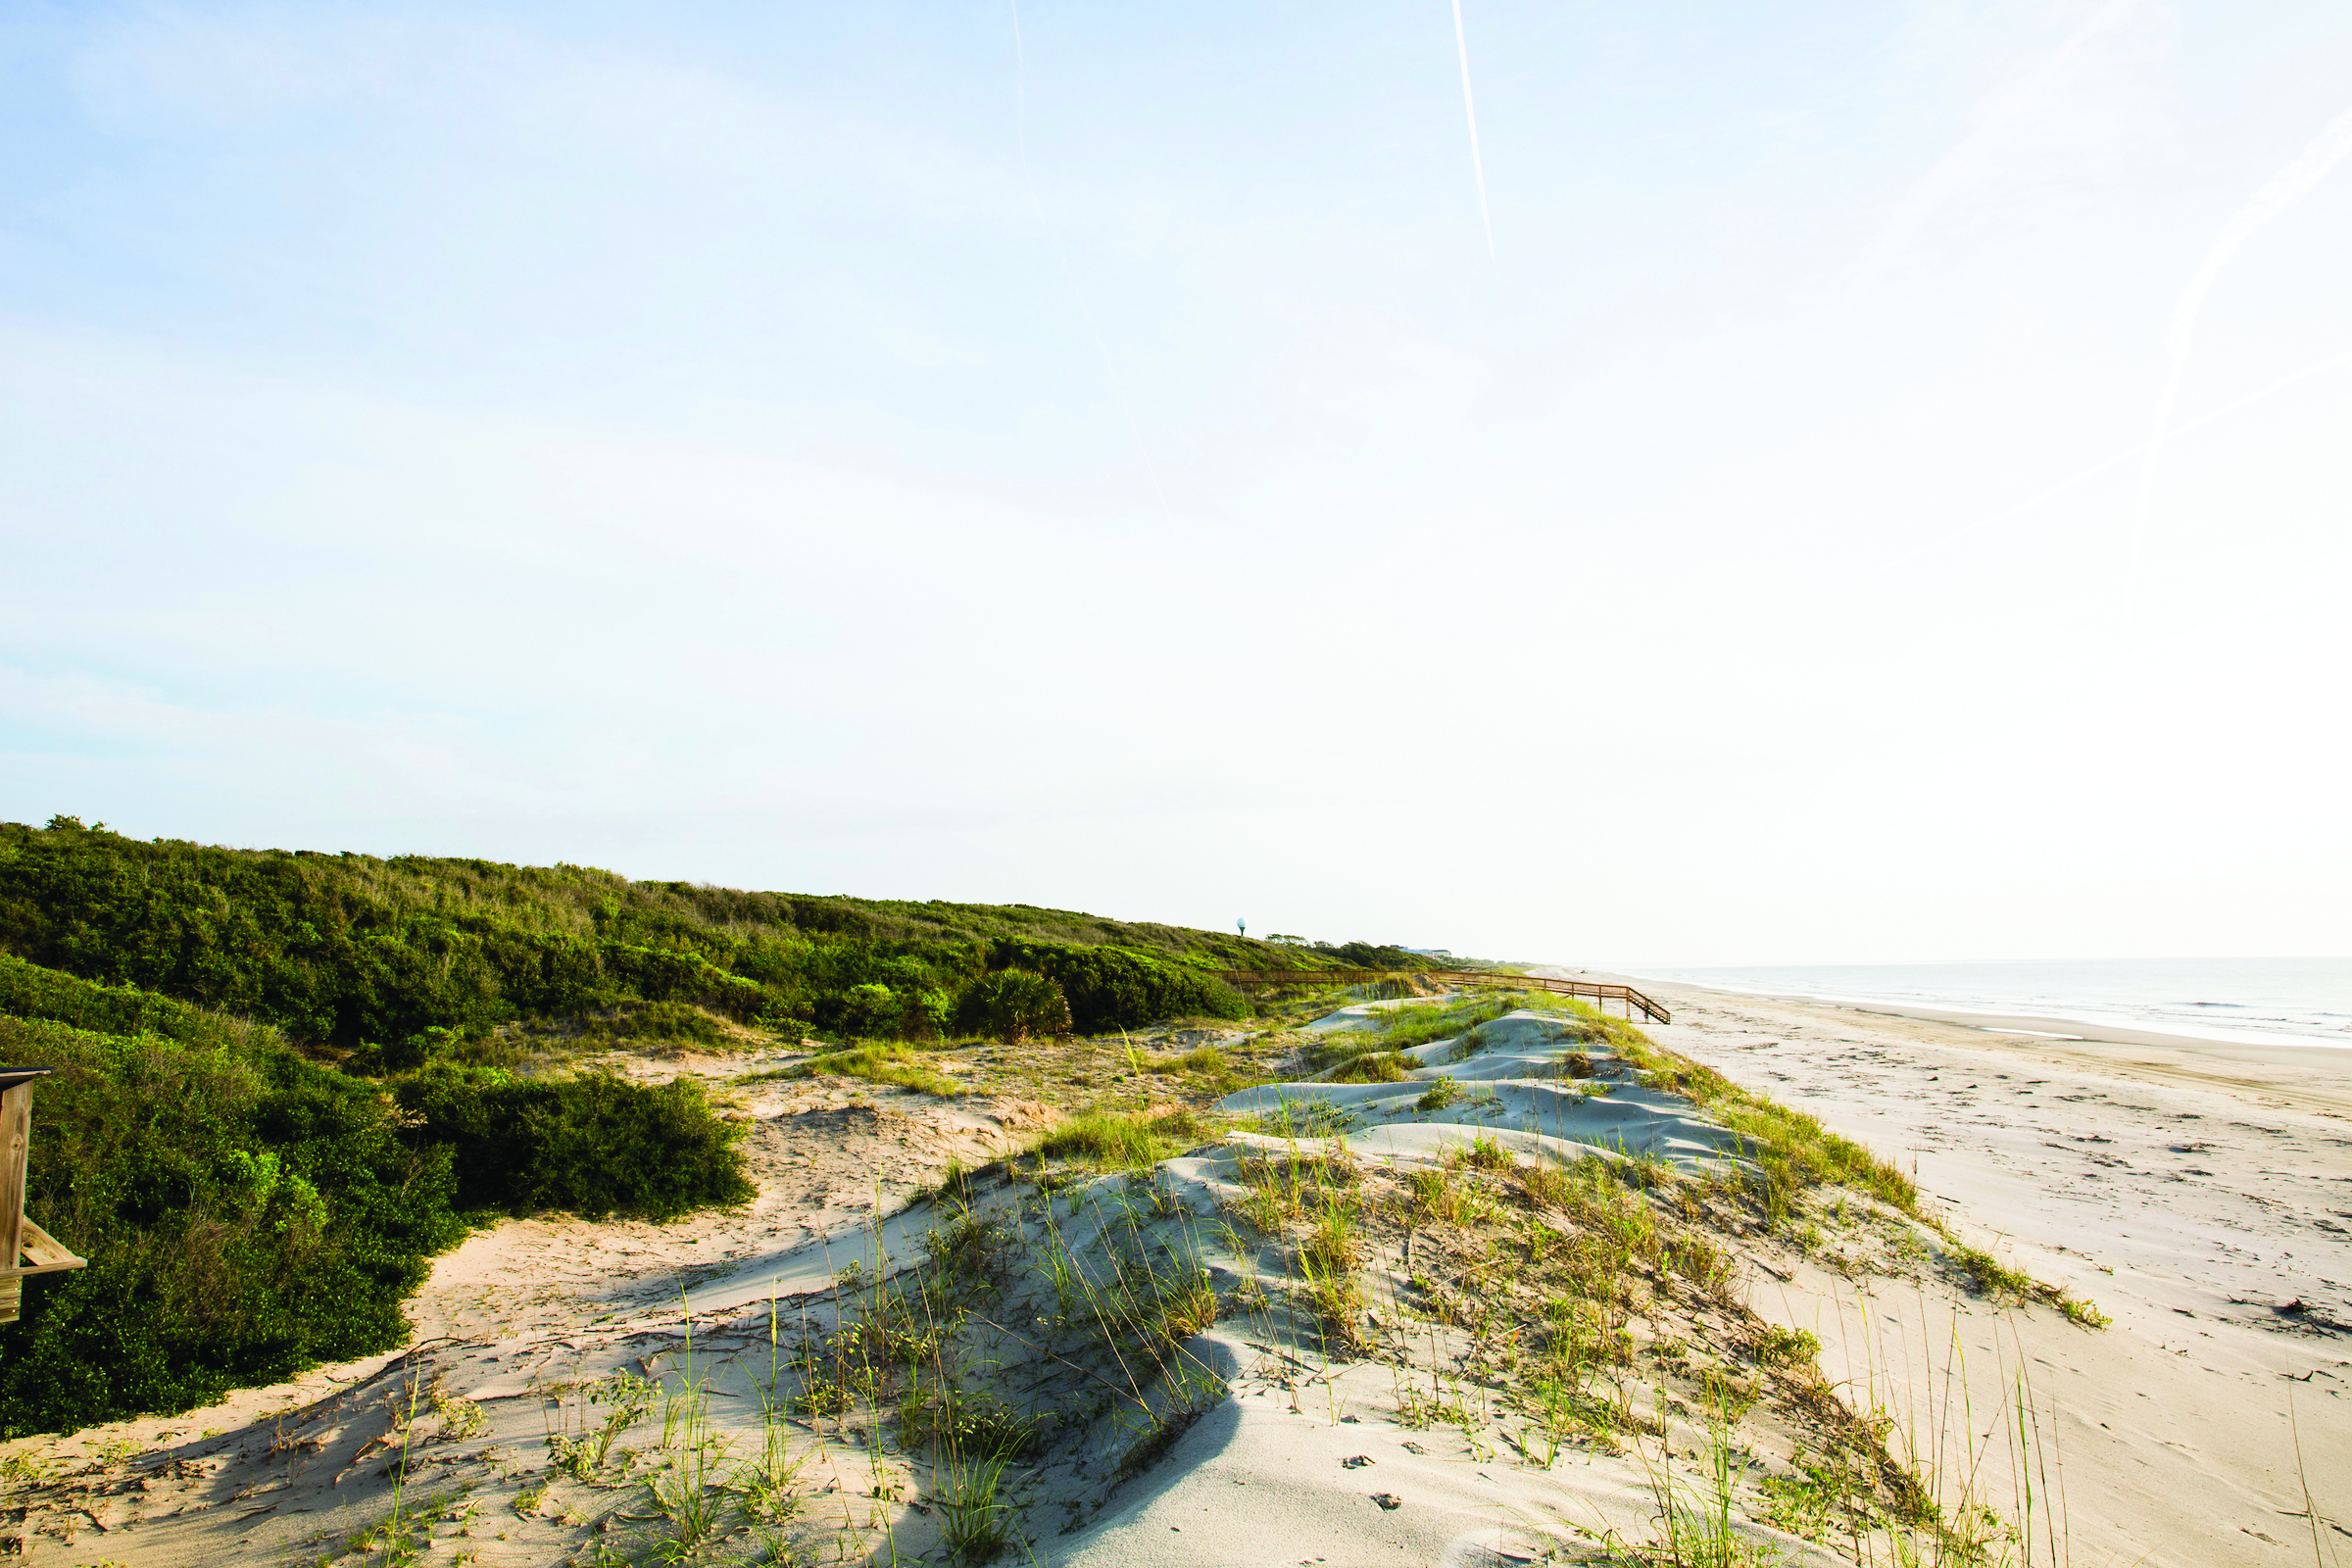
[0,951,279,1054]
[953,970,1071,1042]
[341,1023,473,1074]
[835,983,901,1037]
[0,956,763,1436]
[983,940,1247,1033]
[0,1014,466,1438]
[394,1068,753,1222]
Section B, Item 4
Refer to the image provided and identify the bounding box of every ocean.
[1627,956,2352,1050]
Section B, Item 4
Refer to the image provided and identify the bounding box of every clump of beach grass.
[1149,1044,1245,1090]
[777,1043,963,1097]
[1329,1051,1410,1084]
[1026,1107,1213,1173]
[1945,1239,2111,1327]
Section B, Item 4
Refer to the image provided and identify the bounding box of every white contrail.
[1450,0,1494,259]
[1848,0,2141,303]
[1896,343,2352,565]
[2127,101,2352,597]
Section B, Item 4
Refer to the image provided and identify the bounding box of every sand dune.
[1218,1005,1756,1168]
[2,983,2343,1565]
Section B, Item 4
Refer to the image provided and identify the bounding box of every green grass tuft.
[786,1043,963,1097]
[1947,1243,2036,1301]
[1329,1051,1410,1084]
[1948,1240,2111,1327]
[1030,1108,1210,1172]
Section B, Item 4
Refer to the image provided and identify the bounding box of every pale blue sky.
[4,1,2348,963]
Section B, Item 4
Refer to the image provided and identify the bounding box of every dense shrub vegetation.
[395,1068,752,1221]
[0,948,270,1054]
[952,969,1072,1042]
[983,940,1247,1033]
[0,817,1400,1049]
[0,959,750,1436]
[0,1009,465,1437]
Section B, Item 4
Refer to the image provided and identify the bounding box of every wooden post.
[0,1077,32,1325]
[0,1069,86,1325]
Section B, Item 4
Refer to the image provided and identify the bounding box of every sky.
[2,0,2348,966]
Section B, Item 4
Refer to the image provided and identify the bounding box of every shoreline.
[1729,986,2352,1071]
[1841,998,2352,1067]
[1554,966,2352,1120]
[1601,965,2351,1057]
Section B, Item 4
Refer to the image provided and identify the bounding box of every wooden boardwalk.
[1212,967,1670,1025]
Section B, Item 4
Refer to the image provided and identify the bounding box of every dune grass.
[1521,1001,1923,1216]
[1303,993,1528,1072]
[1946,1240,2112,1327]
[1142,1043,1265,1094]
[1027,1107,1214,1172]
[1152,1045,1230,1076]
[1213,1127,2076,1566]
[1366,994,1532,1051]
[1519,997,2110,1330]
[1290,992,2109,1333]
[1329,1051,1411,1084]
[781,1044,963,1097]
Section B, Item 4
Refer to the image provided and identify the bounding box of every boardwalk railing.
[1212,967,1670,1026]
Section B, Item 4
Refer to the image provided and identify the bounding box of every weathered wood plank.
[0,1080,31,1323]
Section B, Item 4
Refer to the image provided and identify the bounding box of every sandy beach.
[2,981,2345,1566]
[1584,971,2352,1326]
[1573,970,2352,1565]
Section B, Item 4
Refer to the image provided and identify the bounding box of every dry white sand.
[1564,970,2352,1567]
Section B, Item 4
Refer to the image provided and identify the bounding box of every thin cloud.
[2128,100,2352,595]
[1847,0,2143,302]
